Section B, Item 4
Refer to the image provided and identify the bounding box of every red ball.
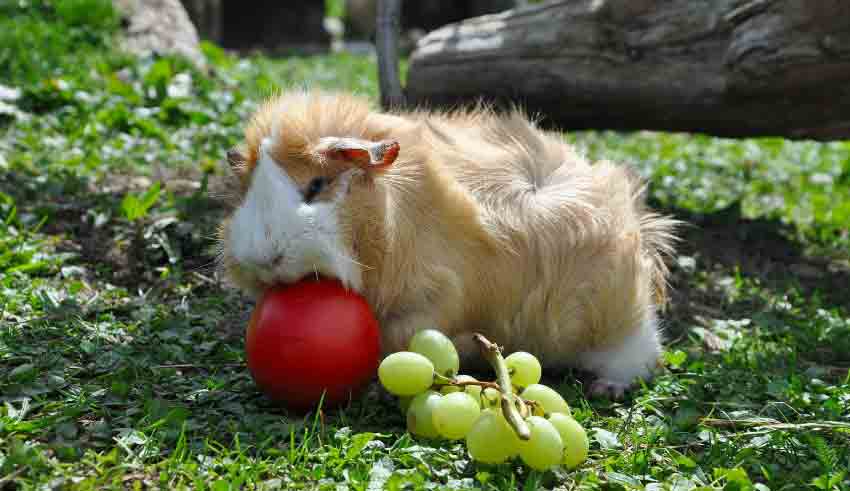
[245,278,381,412]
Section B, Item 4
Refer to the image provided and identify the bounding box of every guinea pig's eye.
[303,176,328,203]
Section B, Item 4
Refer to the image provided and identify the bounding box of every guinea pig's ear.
[314,137,399,170]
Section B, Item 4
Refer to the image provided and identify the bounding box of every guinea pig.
[217,89,679,398]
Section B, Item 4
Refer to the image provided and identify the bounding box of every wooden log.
[346,0,516,40]
[403,0,850,141]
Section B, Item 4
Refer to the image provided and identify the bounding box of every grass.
[1,2,849,490]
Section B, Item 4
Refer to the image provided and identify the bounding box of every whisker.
[186,258,220,275]
[337,253,374,272]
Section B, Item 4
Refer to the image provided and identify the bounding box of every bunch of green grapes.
[378,329,589,472]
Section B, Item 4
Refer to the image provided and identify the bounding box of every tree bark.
[405,0,850,141]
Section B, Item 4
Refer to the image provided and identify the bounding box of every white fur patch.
[227,138,363,291]
[577,313,662,387]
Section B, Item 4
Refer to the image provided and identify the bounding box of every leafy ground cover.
[1,1,849,490]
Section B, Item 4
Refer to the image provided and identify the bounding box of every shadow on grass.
[656,199,850,335]
[0,167,227,290]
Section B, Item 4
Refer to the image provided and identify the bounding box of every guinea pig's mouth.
[227,250,362,295]
[250,267,346,292]
[274,272,339,287]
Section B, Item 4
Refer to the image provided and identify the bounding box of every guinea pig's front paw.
[588,378,631,400]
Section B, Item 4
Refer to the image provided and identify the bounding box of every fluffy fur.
[218,89,680,396]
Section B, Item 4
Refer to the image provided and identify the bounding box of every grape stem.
[449,379,501,390]
[472,333,532,441]
[432,373,501,390]
[436,376,543,411]
[434,371,543,414]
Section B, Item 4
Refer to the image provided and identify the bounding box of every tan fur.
[218,89,679,372]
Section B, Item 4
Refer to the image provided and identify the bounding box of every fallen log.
[401,0,850,141]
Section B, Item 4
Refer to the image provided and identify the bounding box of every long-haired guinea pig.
[217,89,679,398]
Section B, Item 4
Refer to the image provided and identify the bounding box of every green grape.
[408,329,460,378]
[378,351,435,396]
[505,351,542,388]
[548,413,589,469]
[465,409,520,464]
[464,382,483,404]
[440,383,461,395]
[406,390,442,438]
[432,392,481,440]
[453,375,483,403]
[520,384,571,416]
[480,387,501,409]
[518,416,564,470]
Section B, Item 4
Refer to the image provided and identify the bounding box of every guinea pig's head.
[217,93,399,296]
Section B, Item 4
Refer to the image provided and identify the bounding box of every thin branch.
[376,0,405,110]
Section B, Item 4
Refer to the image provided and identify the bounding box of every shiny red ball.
[245,278,381,412]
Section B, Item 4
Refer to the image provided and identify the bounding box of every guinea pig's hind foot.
[577,314,663,400]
